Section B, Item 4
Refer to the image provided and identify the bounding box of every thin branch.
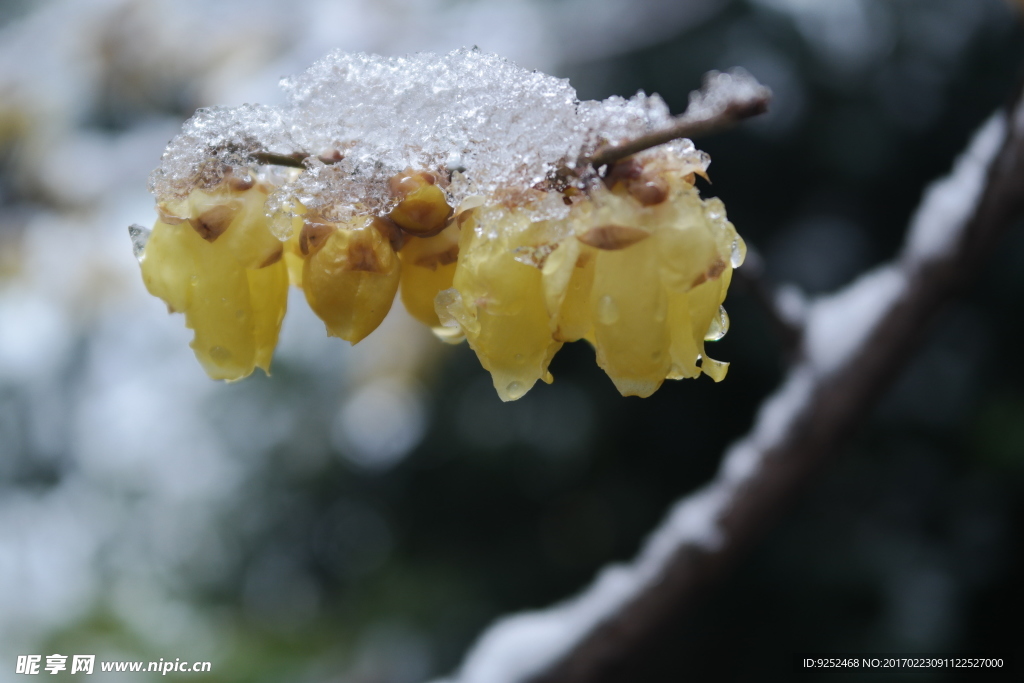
[587,69,772,169]
[251,151,310,168]
[434,79,1024,683]
[248,70,769,176]
[244,149,346,168]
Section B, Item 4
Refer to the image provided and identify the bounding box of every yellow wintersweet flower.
[138,177,288,380]
[576,165,742,394]
[436,153,743,399]
[136,154,741,398]
[438,202,566,401]
[136,51,758,399]
[300,216,402,343]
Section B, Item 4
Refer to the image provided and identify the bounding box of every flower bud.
[303,217,401,343]
[388,169,453,237]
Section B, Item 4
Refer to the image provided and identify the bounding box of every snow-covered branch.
[433,81,1024,683]
[586,68,771,169]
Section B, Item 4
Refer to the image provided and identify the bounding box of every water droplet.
[505,381,525,399]
[514,353,524,362]
[704,306,730,341]
[128,224,150,262]
[236,309,246,320]
[596,295,619,325]
[209,346,232,361]
[730,237,747,268]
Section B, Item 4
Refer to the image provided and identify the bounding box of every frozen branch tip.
[132,49,769,400]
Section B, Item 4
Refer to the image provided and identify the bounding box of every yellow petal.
[590,233,670,398]
[654,192,721,292]
[449,207,562,401]
[303,218,401,343]
[666,289,701,380]
[688,265,733,382]
[142,185,289,380]
[187,241,258,381]
[542,237,595,342]
[248,259,289,374]
[189,185,281,268]
[140,220,194,315]
[398,223,460,326]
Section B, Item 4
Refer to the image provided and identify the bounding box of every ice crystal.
[149,48,690,217]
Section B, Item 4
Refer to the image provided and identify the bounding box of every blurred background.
[0,0,1022,681]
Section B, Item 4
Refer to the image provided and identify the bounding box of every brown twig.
[250,151,309,168]
[247,69,770,177]
[586,69,772,170]
[250,150,346,168]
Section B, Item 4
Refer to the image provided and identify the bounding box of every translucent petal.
[688,265,733,382]
[303,219,401,343]
[189,185,282,268]
[654,193,721,293]
[140,220,194,315]
[541,236,595,342]
[399,224,460,327]
[590,235,670,398]
[666,289,701,380]
[187,247,257,380]
[451,208,562,401]
[283,231,305,288]
[141,192,290,381]
[700,355,730,382]
[248,260,289,374]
